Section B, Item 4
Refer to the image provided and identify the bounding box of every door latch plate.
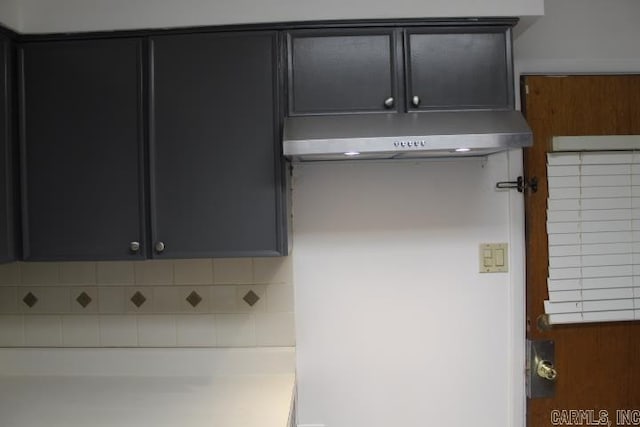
[526,339,556,399]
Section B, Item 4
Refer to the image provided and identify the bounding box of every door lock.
[536,359,558,381]
[527,339,557,398]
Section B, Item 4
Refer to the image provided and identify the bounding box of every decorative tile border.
[0,258,295,348]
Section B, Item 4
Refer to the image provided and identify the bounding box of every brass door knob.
[536,359,557,381]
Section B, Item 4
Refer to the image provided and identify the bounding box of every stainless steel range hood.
[283,110,532,161]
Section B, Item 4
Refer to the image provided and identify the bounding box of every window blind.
[546,150,640,324]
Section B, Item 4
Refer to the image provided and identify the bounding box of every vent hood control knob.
[384,97,394,108]
[412,96,420,107]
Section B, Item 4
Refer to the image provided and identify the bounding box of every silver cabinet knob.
[129,241,140,253]
[412,95,420,107]
[154,241,165,253]
[384,97,394,108]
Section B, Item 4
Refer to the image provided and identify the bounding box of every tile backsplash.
[0,258,294,347]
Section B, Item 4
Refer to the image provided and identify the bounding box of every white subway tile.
[176,315,216,347]
[0,315,24,346]
[210,286,237,312]
[215,313,255,347]
[253,257,292,284]
[213,258,253,284]
[96,261,135,284]
[174,259,213,285]
[59,262,97,285]
[137,315,177,347]
[70,288,98,313]
[62,315,99,346]
[134,260,174,285]
[19,287,70,314]
[124,287,153,313]
[255,312,295,346]
[99,315,138,346]
[24,315,62,346]
[235,285,266,312]
[152,287,180,313]
[98,287,125,314]
[20,263,60,285]
[0,263,20,285]
[266,284,295,313]
[0,287,18,313]
[179,287,210,313]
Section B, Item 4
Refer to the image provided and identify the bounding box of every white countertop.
[0,348,296,427]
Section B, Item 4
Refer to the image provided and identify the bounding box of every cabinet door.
[288,29,399,115]
[406,27,512,111]
[150,32,286,258]
[0,37,16,263]
[20,39,146,260]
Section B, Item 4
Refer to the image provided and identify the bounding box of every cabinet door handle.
[412,95,420,107]
[384,97,394,108]
[154,241,165,253]
[129,241,140,253]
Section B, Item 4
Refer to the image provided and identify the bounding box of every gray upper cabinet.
[405,27,512,111]
[19,39,146,260]
[150,32,287,258]
[0,36,17,263]
[287,23,514,115]
[287,29,400,115]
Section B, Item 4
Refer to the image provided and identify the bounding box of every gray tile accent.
[130,291,147,308]
[76,292,93,308]
[22,292,38,308]
[243,290,260,307]
[186,291,203,308]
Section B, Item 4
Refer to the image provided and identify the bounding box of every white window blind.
[546,149,640,324]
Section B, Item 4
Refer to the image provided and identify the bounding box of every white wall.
[0,0,20,31]
[16,0,542,33]
[514,0,640,75]
[292,154,522,427]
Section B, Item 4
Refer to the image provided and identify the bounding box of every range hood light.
[455,148,471,152]
[344,151,360,157]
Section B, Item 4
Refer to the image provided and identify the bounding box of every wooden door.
[523,75,640,427]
